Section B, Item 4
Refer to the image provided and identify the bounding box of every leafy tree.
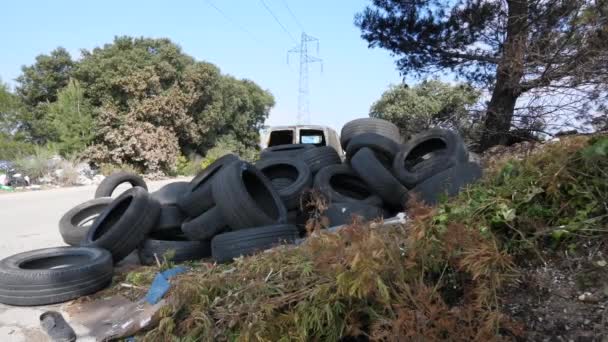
[47,79,95,156]
[73,36,273,172]
[356,0,608,150]
[16,47,74,106]
[370,81,481,141]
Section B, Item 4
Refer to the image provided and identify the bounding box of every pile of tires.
[0,117,482,307]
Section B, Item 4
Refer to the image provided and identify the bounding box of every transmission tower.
[288,32,323,124]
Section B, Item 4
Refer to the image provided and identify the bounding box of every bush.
[173,155,202,176]
[13,145,58,181]
[99,163,140,176]
[201,134,258,169]
[0,134,36,160]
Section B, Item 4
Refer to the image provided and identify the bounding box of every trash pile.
[0,118,482,307]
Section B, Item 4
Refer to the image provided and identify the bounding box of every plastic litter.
[145,266,187,304]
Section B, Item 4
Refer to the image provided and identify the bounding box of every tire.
[0,247,113,306]
[255,158,313,210]
[181,206,227,241]
[351,147,408,210]
[59,197,113,246]
[301,146,342,174]
[94,172,147,198]
[259,144,315,160]
[138,233,211,266]
[177,154,239,218]
[393,128,469,188]
[345,133,400,166]
[84,187,161,263]
[151,182,189,206]
[313,164,383,206]
[340,118,401,150]
[325,203,385,226]
[211,224,299,263]
[410,162,483,206]
[154,204,185,232]
[212,161,287,230]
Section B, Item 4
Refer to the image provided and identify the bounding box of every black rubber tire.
[300,146,342,174]
[84,187,161,263]
[410,162,483,206]
[351,147,409,210]
[313,164,383,206]
[325,202,385,226]
[138,233,211,266]
[211,224,299,263]
[255,158,313,210]
[259,144,315,160]
[393,128,469,188]
[154,204,185,232]
[59,197,113,246]
[340,118,401,150]
[94,172,147,198]
[177,154,239,218]
[181,206,227,241]
[345,133,400,166]
[0,246,113,306]
[212,161,287,230]
[151,182,189,206]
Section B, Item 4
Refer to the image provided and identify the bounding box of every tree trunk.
[479,0,529,151]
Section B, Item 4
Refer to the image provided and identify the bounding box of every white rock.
[77,175,94,186]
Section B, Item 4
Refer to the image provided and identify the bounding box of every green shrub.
[173,155,202,176]
[12,145,58,181]
[0,134,36,160]
[99,163,140,176]
[200,134,259,169]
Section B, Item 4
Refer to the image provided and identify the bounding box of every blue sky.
[0,0,410,130]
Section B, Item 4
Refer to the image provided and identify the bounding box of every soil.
[502,240,608,341]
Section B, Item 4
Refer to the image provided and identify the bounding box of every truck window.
[268,130,294,147]
[300,129,326,146]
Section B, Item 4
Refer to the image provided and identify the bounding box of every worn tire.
[259,144,315,160]
[393,128,469,188]
[0,247,113,306]
[138,233,211,266]
[154,205,185,232]
[212,161,287,230]
[177,154,239,218]
[340,118,401,150]
[325,203,385,226]
[301,146,342,174]
[211,224,299,263]
[94,172,147,198]
[151,182,189,205]
[345,133,400,166]
[181,206,227,241]
[313,164,383,206]
[84,187,161,263]
[255,158,313,210]
[351,147,408,210]
[410,162,483,206]
[59,197,114,246]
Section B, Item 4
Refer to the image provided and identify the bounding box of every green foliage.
[47,79,95,156]
[73,36,272,173]
[440,136,608,252]
[0,133,36,160]
[16,47,74,106]
[173,155,202,176]
[99,162,140,176]
[370,80,481,141]
[200,134,259,169]
[12,145,58,181]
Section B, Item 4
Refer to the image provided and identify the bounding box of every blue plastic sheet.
[145,266,187,304]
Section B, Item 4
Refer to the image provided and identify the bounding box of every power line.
[205,0,262,44]
[259,0,297,44]
[281,0,305,32]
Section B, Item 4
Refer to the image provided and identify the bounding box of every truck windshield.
[299,129,325,146]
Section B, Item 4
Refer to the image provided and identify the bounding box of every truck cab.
[260,125,343,156]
